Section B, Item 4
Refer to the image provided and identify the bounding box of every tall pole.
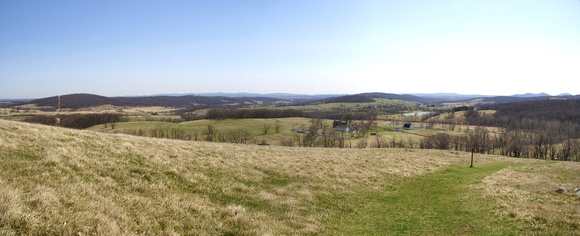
[470,147,474,168]
[56,95,61,127]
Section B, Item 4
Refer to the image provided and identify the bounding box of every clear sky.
[1,0,580,99]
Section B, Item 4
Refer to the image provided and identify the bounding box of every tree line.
[24,114,125,129]
[202,108,378,122]
[418,126,580,161]
[118,125,253,144]
[205,108,307,120]
[419,99,580,161]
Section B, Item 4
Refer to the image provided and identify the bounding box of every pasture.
[87,117,317,144]
[1,120,579,235]
[269,98,418,112]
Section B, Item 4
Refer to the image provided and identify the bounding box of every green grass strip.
[325,163,523,235]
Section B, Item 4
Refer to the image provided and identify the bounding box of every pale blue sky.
[1,0,580,99]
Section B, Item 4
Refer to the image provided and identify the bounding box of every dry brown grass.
[477,162,580,232]
[1,105,176,119]
[0,119,553,235]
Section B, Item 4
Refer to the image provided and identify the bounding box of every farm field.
[0,106,178,121]
[269,98,417,111]
[2,101,451,147]
[87,117,318,145]
[89,117,309,133]
[1,119,579,235]
[2,102,556,156]
[2,102,505,149]
[88,117,464,147]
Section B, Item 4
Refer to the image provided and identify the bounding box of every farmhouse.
[335,124,350,132]
[333,120,351,132]
[403,123,414,130]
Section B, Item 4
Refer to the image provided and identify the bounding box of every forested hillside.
[423,98,580,161]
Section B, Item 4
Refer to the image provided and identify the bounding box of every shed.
[403,123,414,130]
[335,125,350,132]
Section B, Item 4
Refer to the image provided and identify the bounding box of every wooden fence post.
[470,147,474,168]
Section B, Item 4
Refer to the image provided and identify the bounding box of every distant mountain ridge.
[318,93,449,104]
[20,93,292,109]
[12,92,580,110]
[26,94,131,109]
[405,93,493,102]
[151,92,343,100]
[512,92,552,98]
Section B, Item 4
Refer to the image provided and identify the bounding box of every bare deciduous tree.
[263,123,271,135]
[205,125,216,142]
[274,120,282,133]
[356,139,368,148]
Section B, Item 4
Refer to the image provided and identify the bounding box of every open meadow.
[87,117,317,145]
[1,119,579,235]
[269,98,417,112]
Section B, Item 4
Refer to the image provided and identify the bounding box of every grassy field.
[325,161,580,235]
[3,103,448,147]
[89,117,457,147]
[270,98,418,112]
[0,106,178,122]
[1,120,579,235]
[87,117,318,145]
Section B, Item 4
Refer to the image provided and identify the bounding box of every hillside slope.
[24,94,132,109]
[1,120,577,235]
[18,93,291,109]
[0,120,462,234]
[316,92,443,104]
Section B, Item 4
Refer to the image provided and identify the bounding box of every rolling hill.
[1,120,579,235]
[12,92,580,111]
[17,92,443,110]
[23,94,132,109]
[316,92,445,104]
[18,93,292,109]
[480,94,580,104]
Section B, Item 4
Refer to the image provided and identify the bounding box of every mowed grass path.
[327,163,530,235]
